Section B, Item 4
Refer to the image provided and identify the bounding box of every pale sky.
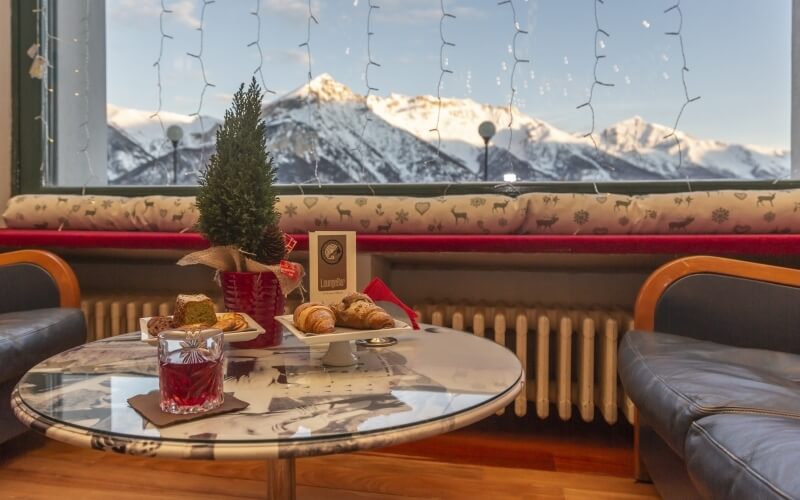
[103,0,792,149]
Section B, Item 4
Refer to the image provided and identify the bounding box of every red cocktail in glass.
[158,329,224,414]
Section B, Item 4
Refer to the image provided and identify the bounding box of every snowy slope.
[107,75,790,185]
[260,74,473,184]
[107,105,221,184]
[107,105,220,154]
[598,116,789,180]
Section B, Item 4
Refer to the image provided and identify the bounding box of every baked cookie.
[146,316,175,337]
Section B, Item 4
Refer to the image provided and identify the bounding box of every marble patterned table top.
[13,326,523,460]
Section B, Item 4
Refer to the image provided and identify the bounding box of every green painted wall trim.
[13,0,44,196]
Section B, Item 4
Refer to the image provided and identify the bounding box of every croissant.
[334,293,395,330]
[293,303,336,334]
[212,313,248,332]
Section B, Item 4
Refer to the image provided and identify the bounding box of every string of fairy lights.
[299,0,321,186]
[28,1,755,189]
[31,0,98,190]
[30,0,53,185]
[248,0,276,96]
[353,0,381,180]
[186,0,216,179]
[663,0,701,172]
[76,1,97,192]
[576,0,614,153]
[150,0,173,138]
[428,0,456,161]
[497,0,530,169]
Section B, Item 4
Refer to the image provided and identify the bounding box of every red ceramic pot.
[220,271,285,348]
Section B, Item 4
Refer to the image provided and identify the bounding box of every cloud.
[262,0,321,24]
[376,0,482,23]
[264,48,310,66]
[108,0,200,28]
[170,0,201,28]
[171,56,192,72]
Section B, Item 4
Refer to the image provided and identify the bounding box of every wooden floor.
[0,413,658,499]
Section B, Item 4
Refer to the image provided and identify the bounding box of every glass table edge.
[12,368,524,448]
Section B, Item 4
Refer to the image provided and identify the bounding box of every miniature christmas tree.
[196,78,286,266]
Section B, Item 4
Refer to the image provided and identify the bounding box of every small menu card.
[309,231,356,304]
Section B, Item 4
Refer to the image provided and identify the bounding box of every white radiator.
[413,302,636,425]
[79,294,634,425]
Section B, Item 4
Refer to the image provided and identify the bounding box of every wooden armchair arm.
[0,250,81,308]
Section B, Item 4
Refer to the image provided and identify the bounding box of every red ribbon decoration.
[362,277,420,330]
[279,260,299,279]
[284,233,298,255]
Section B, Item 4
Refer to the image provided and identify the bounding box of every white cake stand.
[274,315,412,367]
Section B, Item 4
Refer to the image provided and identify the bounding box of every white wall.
[0,1,11,226]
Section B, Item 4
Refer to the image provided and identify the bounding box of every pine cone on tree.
[256,223,287,265]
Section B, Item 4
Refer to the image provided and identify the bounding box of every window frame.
[11,0,800,198]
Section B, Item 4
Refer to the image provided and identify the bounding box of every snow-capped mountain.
[107,104,221,184]
[106,74,789,185]
[599,116,788,180]
[258,75,471,184]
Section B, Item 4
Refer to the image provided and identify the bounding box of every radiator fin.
[414,302,634,425]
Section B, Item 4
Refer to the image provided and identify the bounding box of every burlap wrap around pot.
[178,246,304,348]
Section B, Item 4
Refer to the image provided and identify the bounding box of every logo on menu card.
[319,237,347,291]
[320,239,344,265]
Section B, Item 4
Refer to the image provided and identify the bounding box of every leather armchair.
[0,250,86,444]
[619,256,800,499]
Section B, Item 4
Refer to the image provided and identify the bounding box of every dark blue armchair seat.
[0,251,86,444]
[620,256,800,500]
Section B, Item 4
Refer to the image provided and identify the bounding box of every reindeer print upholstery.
[4,190,800,235]
[1,195,200,232]
[274,194,524,234]
[519,190,800,234]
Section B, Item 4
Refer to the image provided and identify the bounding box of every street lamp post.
[166,125,184,185]
[478,121,496,182]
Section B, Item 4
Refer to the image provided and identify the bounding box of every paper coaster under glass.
[275,315,411,366]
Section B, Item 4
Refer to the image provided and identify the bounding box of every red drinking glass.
[158,328,224,414]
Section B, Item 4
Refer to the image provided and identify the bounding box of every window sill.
[1,229,800,255]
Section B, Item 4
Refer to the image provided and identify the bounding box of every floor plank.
[0,421,657,500]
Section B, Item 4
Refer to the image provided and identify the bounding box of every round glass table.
[12,325,523,499]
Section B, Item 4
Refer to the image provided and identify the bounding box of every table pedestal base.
[266,457,296,500]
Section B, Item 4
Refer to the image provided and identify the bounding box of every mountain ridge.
[107,74,789,185]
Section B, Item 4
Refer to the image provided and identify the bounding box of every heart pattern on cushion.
[4,190,800,235]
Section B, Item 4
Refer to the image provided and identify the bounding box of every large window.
[15,0,794,191]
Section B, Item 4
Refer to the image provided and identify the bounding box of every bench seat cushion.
[686,414,800,500]
[619,331,800,457]
[0,308,86,383]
